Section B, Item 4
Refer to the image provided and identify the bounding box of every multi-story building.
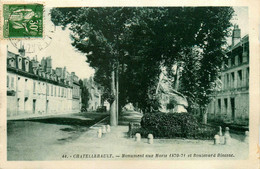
[83,77,102,111]
[207,25,249,124]
[71,72,81,111]
[6,46,81,120]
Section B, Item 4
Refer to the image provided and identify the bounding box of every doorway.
[230,98,235,120]
[17,98,20,115]
[46,100,49,114]
[24,98,28,113]
[33,99,36,114]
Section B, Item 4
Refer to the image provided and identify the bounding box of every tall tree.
[51,7,234,124]
[119,7,234,118]
[51,8,134,125]
[79,79,90,111]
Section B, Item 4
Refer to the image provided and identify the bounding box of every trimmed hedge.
[134,112,217,140]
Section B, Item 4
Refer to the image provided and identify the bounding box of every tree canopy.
[51,7,234,117]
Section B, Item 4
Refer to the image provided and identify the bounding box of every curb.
[89,116,109,129]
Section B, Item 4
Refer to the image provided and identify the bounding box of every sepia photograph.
[0,2,258,168]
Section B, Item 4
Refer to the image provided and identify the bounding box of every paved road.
[7,112,109,161]
[7,112,248,161]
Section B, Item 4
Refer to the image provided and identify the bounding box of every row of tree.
[79,79,90,111]
[51,7,234,124]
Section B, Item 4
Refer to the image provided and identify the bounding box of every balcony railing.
[72,95,80,99]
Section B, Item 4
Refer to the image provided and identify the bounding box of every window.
[25,79,28,90]
[218,99,221,113]
[38,82,41,94]
[51,85,53,96]
[17,77,20,91]
[231,56,235,66]
[226,74,229,89]
[238,54,243,65]
[47,85,49,96]
[33,81,36,93]
[243,43,249,63]
[237,70,242,88]
[42,83,44,93]
[231,72,235,88]
[33,68,37,75]
[25,61,29,72]
[18,58,22,69]
[224,98,228,114]
[9,59,15,67]
[246,67,249,87]
[7,76,9,87]
[11,77,14,88]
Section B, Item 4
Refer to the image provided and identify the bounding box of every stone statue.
[155,65,188,113]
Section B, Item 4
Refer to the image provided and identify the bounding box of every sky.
[7,7,248,80]
[229,6,249,43]
[7,8,95,80]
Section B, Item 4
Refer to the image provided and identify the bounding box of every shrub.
[138,112,217,140]
[187,125,218,140]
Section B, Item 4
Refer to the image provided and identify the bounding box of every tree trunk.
[202,107,208,124]
[110,70,117,126]
[116,64,119,124]
[174,65,180,91]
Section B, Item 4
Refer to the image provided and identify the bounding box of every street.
[7,112,109,161]
[7,111,248,161]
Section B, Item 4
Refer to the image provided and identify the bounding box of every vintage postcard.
[0,0,259,169]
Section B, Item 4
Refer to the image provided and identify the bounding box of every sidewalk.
[46,116,249,160]
[7,111,80,120]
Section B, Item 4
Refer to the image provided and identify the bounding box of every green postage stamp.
[3,3,43,38]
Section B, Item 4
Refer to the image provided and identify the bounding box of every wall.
[7,72,80,120]
[207,35,249,124]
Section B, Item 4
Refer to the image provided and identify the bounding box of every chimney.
[56,67,62,77]
[18,44,25,57]
[41,57,46,71]
[232,25,241,47]
[46,56,52,73]
[63,66,67,79]
[32,58,39,68]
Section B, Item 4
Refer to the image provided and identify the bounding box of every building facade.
[207,26,249,124]
[7,46,81,120]
[83,77,102,111]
